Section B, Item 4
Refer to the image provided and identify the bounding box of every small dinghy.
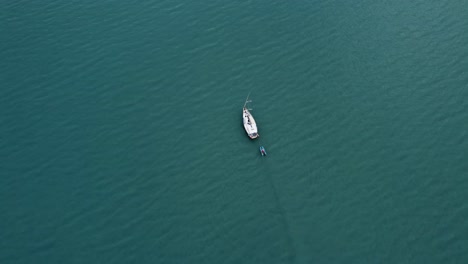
[260,146,267,156]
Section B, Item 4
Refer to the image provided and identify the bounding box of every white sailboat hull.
[243,108,259,139]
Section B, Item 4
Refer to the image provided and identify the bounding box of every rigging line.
[243,89,253,108]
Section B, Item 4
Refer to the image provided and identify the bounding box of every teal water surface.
[2,1,468,263]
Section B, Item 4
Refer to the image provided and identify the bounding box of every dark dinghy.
[260,146,267,156]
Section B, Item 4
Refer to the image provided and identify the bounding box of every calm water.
[2,1,468,263]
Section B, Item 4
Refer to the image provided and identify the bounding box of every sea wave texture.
[1,0,468,263]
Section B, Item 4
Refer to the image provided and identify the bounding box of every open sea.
[2,1,468,263]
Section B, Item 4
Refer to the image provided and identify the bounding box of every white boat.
[242,94,259,139]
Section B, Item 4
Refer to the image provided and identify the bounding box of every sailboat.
[242,94,259,139]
